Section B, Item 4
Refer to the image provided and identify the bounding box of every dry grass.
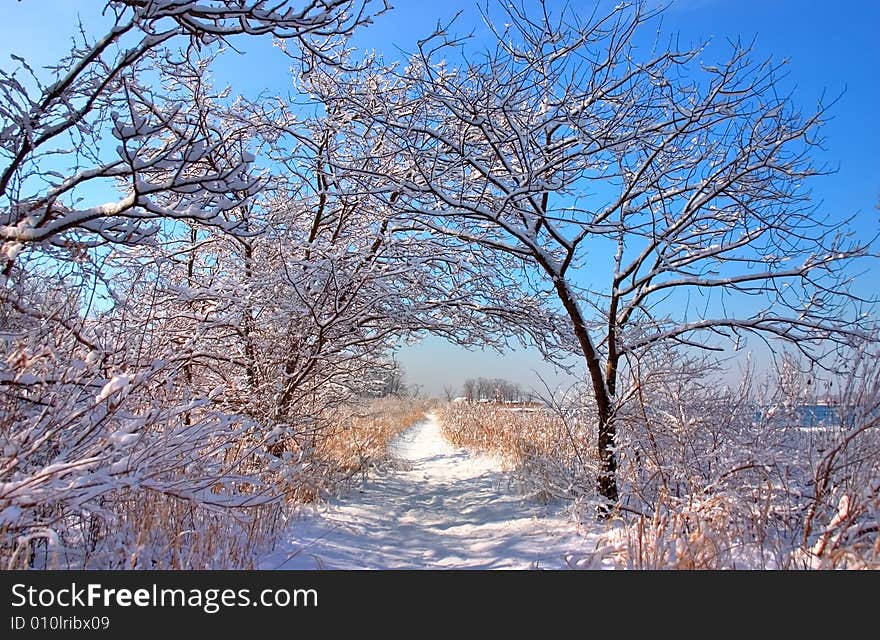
[438,402,594,500]
[277,398,429,503]
[3,492,286,570]
[108,493,284,570]
[594,490,878,570]
[595,495,764,570]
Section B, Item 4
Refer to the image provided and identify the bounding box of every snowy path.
[259,413,594,569]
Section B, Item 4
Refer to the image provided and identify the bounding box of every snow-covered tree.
[320,1,873,511]
[0,0,389,567]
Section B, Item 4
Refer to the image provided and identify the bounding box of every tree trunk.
[241,238,257,392]
[596,408,619,512]
[551,277,619,514]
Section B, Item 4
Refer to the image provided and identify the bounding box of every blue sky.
[1,1,877,397]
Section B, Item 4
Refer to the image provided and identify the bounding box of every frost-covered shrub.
[0,285,284,567]
[606,346,880,568]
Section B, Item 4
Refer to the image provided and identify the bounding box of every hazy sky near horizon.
[1,1,877,397]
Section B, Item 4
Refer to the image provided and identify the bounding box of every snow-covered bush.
[605,344,880,568]
[0,262,285,567]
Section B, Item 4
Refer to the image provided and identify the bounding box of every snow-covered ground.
[260,413,599,569]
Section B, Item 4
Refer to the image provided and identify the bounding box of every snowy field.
[260,414,600,569]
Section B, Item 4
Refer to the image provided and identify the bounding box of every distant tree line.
[458,377,533,403]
